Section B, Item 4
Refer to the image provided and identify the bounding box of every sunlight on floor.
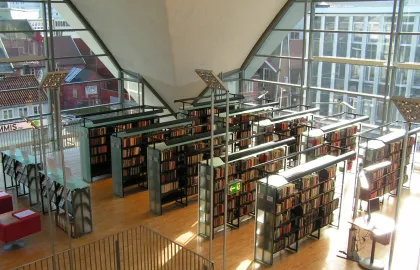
[175,231,195,245]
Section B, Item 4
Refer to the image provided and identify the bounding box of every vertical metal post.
[55,86,74,270]
[305,0,315,107]
[142,81,145,108]
[47,0,59,151]
[386,0,405,124]
[381,0,398,127]
[300,0,309,108]
[388,121,410,269]
[209,89,215,261]
[115,240,121,270]
[38,87,57,270]
[118,70,124,106]
[223,92,229,270]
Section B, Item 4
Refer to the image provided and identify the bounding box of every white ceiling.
[70,0,288,109]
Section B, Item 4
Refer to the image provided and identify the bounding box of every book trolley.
[147,129,236,215]
[198,138,296,238]
[39,168,92,238]
[1,149,42,206]
[302,113,369,170]
[254,151,355,266]
[355,122,418,202]
[110,118,196,197]
[80,108,163,182]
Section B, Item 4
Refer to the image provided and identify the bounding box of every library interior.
[1,0,420,269]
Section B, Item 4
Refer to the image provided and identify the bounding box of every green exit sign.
[228,180,242,195]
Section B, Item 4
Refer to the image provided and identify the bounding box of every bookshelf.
[198,138,295,238]
[215,105,275,150]
[1,149,41,206]
[358,128,416,200]
[80,109,163,182]
[254,152,354,266]
[176,96,244,134]
[110,118,195,197]
[39,169,92,238]
[147,129,235,215]
[254,107,318,167]
[303,115,369,170]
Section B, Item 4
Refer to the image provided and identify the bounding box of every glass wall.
[242,0,420,125]
[0,0,144,124]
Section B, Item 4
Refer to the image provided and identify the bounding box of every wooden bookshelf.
[110,118,195,197]
[198,138,295,238]
[39,169,92,238]
[254,152,354,266]
[303,115,368,170]
[80,109,163,182]
[358,130,416,199]
[147,129,235,215]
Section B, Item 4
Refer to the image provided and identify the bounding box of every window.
[290,32,301,40]
[30,68,36,75]
[2,109,13,120]
[33,106,39,115]
[73,87,78,98]
[262,68,270,81]
[18,107,28,117]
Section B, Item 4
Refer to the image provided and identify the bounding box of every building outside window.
[2,109,13,120]
[18,107,28,117]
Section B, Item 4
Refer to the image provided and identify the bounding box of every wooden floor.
[1,157,420,270]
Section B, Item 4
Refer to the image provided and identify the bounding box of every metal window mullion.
[300,0,309,108]
[386,0,405,124]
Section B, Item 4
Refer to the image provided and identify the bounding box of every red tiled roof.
[0,75,47,106]
[0,75,39,91]
[0,88,47,107]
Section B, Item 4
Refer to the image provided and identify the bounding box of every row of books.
[89,127,107,137]
[186,153,204,165]
[274,222,292,239]
[215,164,237,179]
[187,176,198,186]
[123,167,146,177]
[301,186,320,202]
[276,196,299,214]
[302,197,322,215]
[115,123,134,132]
[148,134,165,143]
[91,154,107,165]
[241,169,261,182]
[240,157,259,171]
[170,127,190,138]
[240,202,255,216]
[242,181,256,193]
[55,212,76,238]
[188,108,219,117]
[122,147,141,158]
[187,185,198,196]
[160,171,177,184]
[123,156,145,168]
[161,150,174,161]
[90,137,107,146]
[325,125,357,142]
[322,198,339,215]
[161,161,176,171]
[91,145,108,156]
[274,233,296,253]
[161,182,178,194]
[239,191,255,205]
[122,136,142,148]
[278,183,295,200]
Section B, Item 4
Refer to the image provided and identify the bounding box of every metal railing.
[0,122,82,155]
[13,225,214,270]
